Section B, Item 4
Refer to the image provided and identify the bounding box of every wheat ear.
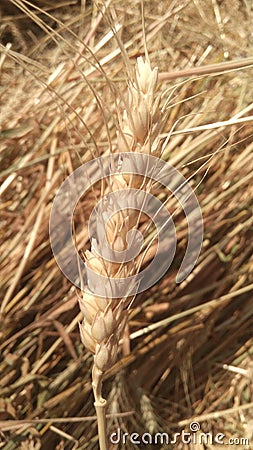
[78,57,164,450]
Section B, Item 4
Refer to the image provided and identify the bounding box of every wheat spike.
[78,57,164,450]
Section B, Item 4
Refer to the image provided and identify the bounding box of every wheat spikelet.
[140,392,160,435]
[78,56,166,449]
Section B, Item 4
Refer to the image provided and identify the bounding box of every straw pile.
[0,1,253,449]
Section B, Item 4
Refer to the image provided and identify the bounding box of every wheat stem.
[92,366,108,449]
[94,401,108,450]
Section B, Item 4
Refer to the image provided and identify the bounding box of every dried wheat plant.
[78,56,166,449]
[1,1,253,449]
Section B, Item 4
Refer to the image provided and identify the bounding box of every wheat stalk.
[78,56,166,449]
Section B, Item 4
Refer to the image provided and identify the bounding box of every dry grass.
[0,0,253,449]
